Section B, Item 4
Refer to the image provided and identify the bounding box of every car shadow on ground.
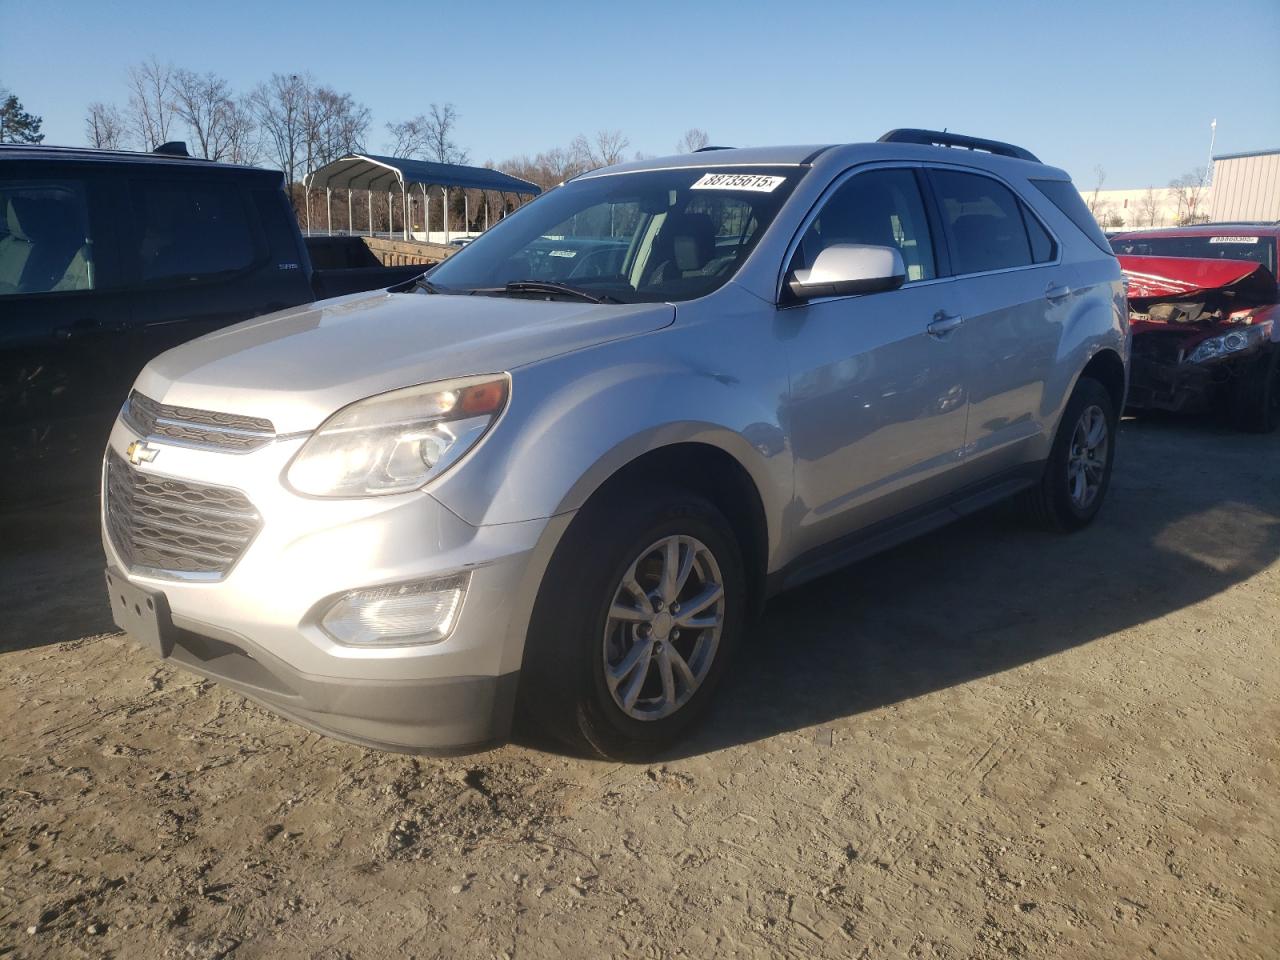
[0,493,114,654]
[4,419,1278,759]
[659,417,1280,759]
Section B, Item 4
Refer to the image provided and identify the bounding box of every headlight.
[1186,322,1272,364]
[286,374,509,497]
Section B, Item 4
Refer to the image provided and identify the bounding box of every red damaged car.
[1111,224,1280,432]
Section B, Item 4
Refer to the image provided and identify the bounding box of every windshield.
[424,166,802,303]
[1111,234,1277,273]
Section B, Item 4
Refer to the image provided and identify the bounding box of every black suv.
[0,145,424,504]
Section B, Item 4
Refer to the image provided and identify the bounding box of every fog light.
[320,573,469,647]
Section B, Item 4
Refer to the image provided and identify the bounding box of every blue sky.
[4,0,1278,188]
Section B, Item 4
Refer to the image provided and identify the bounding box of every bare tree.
[385,115,428,157]
[1169,167,1209,225]
[223,96,260,166]
[424,103,466,164]
[85,101,126,149]
[496,146,587,191]
[1137,187,1161,228]
[386,103,466,163]
[677,128,710,153]
[305,85,369,167]
[1086,164,1106,217]
[252,73,307,183]
[171,68,240,160]
[126,57,177,150]
[571,129,630,170]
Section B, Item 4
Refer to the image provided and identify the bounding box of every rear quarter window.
[1031,179,1114,254]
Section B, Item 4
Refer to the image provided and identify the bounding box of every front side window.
[425,166,802,303]
[931,169,1041,275]
[132,180,255,283]
[792,168,937,283]
[0,180,95,296]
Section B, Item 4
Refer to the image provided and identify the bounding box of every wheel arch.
[557,439,773,614]
[1079,347,1127,415]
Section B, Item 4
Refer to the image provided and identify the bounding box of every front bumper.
[1126,355,1218,413]
[101,420,572,752]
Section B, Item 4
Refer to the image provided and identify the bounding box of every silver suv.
[102,129,1128,758]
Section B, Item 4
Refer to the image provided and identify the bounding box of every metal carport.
[302,154,542,243]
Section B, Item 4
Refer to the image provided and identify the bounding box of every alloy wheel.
[602,535,726,721]
[1066,404,1108,510]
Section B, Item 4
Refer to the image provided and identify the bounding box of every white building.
[1209,149,1280,222]
[1076,148,1279,231]
[1077,187,1182,230]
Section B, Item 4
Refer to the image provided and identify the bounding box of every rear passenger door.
[0,168,135,500]
[926,167,1062,476]
[123,176,271,360]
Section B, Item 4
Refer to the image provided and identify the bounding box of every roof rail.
[693,145,734,152]
[878,128,1040,163]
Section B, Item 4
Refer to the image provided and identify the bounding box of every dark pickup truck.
[0,144,442,504]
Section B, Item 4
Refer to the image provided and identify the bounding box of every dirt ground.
[1,416,1277,960]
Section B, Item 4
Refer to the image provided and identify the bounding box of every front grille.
[122,391,276,453]
[105,452,261,580]
[1132,331,1188,365]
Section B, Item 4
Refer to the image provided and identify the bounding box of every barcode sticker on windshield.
[1210,236,1258,244]
[691,173,786,192]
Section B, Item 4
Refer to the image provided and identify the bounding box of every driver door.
[779,166,969,557]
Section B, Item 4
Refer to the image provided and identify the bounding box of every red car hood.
[1118,255,1276,307]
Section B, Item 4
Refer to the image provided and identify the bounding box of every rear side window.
[132,180,256,282]
[0,179,95,296]
[930,169,1034,274]
[1031,178,1114,254]
[1024,209,1057,263]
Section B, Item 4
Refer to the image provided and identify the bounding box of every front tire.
[521,486,746,759]
[1021,376,1117,531]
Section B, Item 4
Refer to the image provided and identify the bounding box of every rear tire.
[1231,346,1280,434]
[1021,376,1117,532]
[520,485,746,760]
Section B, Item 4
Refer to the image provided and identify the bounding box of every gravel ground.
[1,416,1277,959]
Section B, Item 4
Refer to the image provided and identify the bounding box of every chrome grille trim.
[105,452,261,581]
[121,391,276,453]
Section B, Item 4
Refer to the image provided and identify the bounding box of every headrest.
[6,196,75,243]
[5,198,27,241]
[671,212,716,272]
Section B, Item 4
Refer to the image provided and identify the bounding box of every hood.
[1119,255,1277,310]
[137,290,674,433]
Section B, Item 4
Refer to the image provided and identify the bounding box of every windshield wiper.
[410,276,448,295]
[489,280,619,304]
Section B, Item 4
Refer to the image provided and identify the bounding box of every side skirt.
[766,462,1043,597]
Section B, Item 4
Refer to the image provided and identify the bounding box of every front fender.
[427,324,792,565]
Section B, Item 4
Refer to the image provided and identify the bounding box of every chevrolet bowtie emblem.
[125,440,160,466]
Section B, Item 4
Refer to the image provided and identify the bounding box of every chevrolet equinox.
[103,129,1129,758]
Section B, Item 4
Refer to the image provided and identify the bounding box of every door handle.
[927,312,964,337]
[1045,282,1072,302]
